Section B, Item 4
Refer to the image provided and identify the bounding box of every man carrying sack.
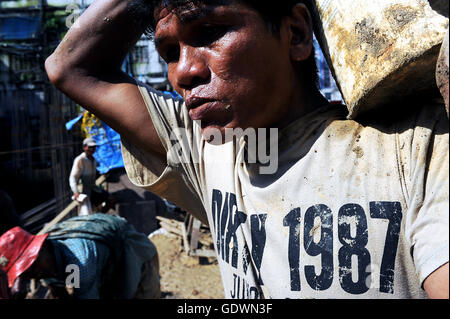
[44,0,448,298]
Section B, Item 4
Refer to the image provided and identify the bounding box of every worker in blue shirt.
[0,214,160,299]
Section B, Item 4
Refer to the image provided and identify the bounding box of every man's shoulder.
[343,101,448,137]
[52,236,96,250]
[136,81,184,105]
[52,237,108,262]
[74,152,86,162]
[304,102,449,160]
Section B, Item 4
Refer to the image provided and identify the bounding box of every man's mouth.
[185,96,214,109]
[189,101,217,121]
[185,96,230,124]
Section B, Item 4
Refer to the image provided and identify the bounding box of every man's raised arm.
[45,0,165,159]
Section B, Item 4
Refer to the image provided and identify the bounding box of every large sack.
[436,29,449,115]
[308,0,449,118]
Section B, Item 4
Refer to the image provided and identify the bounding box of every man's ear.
[287,3,313,62]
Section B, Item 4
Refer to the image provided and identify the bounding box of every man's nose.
[174,46,210,91]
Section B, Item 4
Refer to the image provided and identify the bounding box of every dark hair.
[128,0,307,33]
[128,0,318,87]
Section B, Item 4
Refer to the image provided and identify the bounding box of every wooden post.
[181,220,190,255]
[189,218,202,254]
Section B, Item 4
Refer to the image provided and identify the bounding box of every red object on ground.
[0,227,48,287]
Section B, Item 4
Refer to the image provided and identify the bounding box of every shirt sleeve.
[120,81,208,223]
[69,156,82,195]
[399,102,449,287]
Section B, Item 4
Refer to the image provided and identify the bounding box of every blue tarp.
[163,90,182,99]
[66,113,124,174]
[314,37,343,102]
[0,16,40,40]
[63,89,179,174]
[65,114,83,130]
[91,121,124,174]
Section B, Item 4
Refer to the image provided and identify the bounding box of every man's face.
[20,254,47,281]
[83,145,96,156]
[20,243,56,281]
[154,1,299,139]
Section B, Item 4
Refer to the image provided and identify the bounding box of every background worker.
[70,137,115,214]
[0,213,160,299]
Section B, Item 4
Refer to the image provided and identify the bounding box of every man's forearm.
[69,175,79,195]
[69,161,82,195]
[46,0,150,84]
[424,263,449,299]
[44,0,167,161]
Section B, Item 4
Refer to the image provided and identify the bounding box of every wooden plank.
[189,249,217,258]
[37,175,106,235]
[198,237,214,248]
[37,201,78,235]
[181,221,190,255]
[190,218,202,252]
[156,216,183,227]
[158,221,183,232]
[187,215,193,234]
[95,175,107,186]
[159,222,183,236]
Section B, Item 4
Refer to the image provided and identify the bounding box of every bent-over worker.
[0,213,160,299]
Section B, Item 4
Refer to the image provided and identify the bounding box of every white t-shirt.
[121,83,449,299]
[69,152,97,197]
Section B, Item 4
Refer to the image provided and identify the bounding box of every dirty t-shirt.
[121,83,449,299]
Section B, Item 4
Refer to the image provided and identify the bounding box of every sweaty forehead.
[153,0,234,25]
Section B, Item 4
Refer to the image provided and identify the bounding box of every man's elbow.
[45,53,69,89]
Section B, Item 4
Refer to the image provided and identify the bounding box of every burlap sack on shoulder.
[308,0,449,118]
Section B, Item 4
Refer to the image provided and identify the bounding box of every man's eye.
[195,25,228,45]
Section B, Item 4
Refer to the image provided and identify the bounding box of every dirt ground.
[150,232,225,299]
